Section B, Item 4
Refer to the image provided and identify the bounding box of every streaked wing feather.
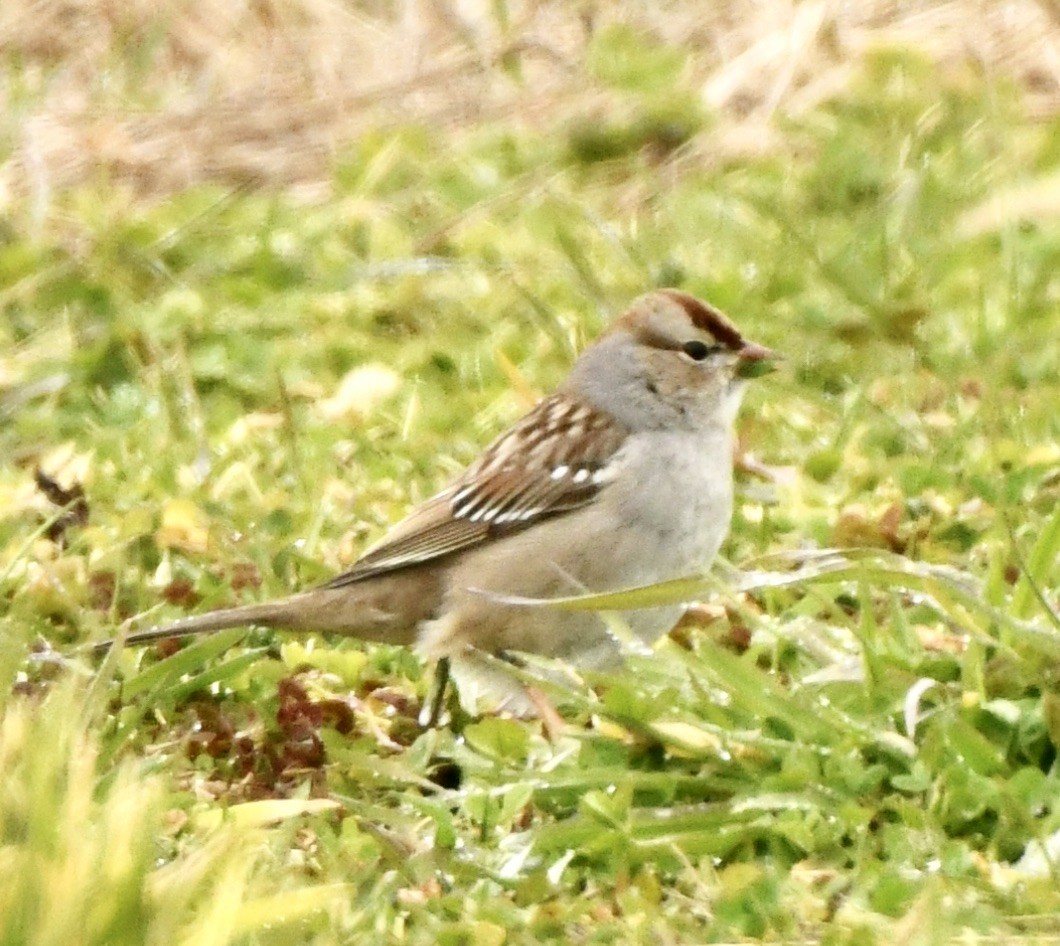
[321,394,626,589]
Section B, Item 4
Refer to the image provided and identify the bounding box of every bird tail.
[93,598,308,654]
[90,576,428,654]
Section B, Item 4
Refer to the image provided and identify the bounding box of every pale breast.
[418,427,736,665]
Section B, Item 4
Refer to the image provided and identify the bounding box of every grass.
[3,5,1060,944]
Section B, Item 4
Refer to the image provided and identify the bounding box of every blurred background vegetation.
[2,1,1060,943]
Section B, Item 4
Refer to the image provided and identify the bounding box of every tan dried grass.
[2,0,1059,204]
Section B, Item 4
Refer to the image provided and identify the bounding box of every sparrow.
[100,290,776,713]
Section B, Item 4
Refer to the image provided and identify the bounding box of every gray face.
[562,291,767,433]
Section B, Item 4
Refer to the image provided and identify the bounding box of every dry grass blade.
[474,547,1060,659]
[3,0,1060,203]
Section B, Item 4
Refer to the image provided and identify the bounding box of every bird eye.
[681,340,720,361]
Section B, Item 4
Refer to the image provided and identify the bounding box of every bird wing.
[321,394,627,587]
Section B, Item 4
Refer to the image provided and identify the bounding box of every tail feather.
[91,575,432,654]
[93,599,306,654]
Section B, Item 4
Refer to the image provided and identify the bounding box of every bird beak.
[734,340,780,378]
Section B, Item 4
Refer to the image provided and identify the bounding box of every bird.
[100,289,776,714]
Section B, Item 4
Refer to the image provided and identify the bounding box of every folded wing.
[322,394,627,587]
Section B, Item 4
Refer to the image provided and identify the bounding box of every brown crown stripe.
[659,289,744,350]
